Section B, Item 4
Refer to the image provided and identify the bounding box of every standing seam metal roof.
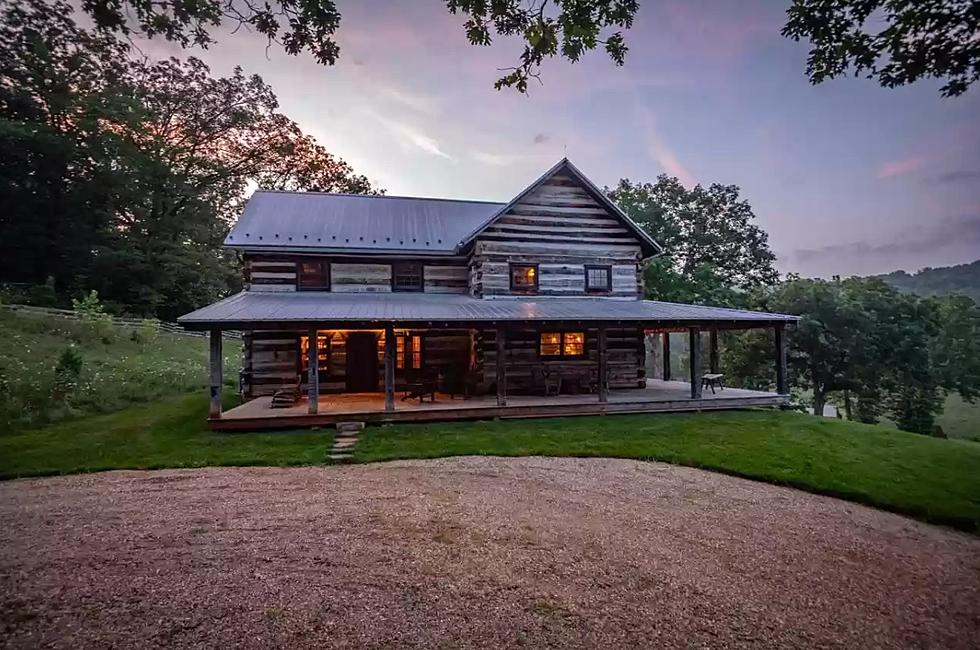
[177,291,798,328]
[224,191,503,254]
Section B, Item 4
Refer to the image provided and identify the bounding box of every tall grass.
[0,310,238,430]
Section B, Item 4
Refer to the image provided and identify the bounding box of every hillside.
[877,260,980,302]
[0,307,239,430]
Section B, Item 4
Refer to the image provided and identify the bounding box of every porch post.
[597,325,608,403]
[496,328,507,407]
[307,328,318,414]
[209,329,222,418]
[709,327,719,374]
[775,323,788,395]
[384,324,395,412]
[689,326,703,399]
[662,332,672,381]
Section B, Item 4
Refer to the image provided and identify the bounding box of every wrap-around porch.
[203,319,791,431]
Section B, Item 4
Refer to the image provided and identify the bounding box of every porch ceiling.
[178,291,798,330]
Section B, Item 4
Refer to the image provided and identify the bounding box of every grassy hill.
[877,259,980,303]
[0,307,239,430]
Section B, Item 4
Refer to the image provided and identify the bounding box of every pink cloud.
[877,158,924,179]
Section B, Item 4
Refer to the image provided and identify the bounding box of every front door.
[346,332,378,392]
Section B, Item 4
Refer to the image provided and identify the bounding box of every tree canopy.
[607,176,779,305]
[783,0,980,97]
[0,0,376,319]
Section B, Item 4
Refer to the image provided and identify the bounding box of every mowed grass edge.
[1,395,977,533]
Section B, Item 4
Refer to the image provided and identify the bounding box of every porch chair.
[402,368,438,403]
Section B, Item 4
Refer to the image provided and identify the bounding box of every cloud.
[473,152,529,167]
[376,85,441,115]
[876,157,924,179]
[635,107,695,186]
[370,111,453,160]
[922,170,980,185]
[533,133,550,145]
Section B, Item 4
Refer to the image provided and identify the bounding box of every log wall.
[469,173,644,299]
[243,328,472,397]
[475,326,645,393]
[243,255,468,294]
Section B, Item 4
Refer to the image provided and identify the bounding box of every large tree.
[608,176,779,305]
[0,0,376,319]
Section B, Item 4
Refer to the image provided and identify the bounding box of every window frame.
[509,263,539,294]
[297,260,330,291]
[584,264,612,294]
[391,261,424,293]
[538,331,587,359]
[396,333,424,370]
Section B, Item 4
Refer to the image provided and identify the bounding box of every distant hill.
[876,260,980,303]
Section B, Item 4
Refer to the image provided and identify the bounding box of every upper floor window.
[298,261,330,290]
[510,263,538,293]
[585,265,611,293]
[392,262,423,292]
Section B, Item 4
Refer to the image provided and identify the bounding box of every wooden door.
[345,332,378,392]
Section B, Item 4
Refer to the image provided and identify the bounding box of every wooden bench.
[701,373,725,394]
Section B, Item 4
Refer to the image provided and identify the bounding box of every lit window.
[392,262,423,292]
[510,263,538,292]
[540,332,585,358]
[299,334,330,372]
[298,261,329,290]
[540,332,561,356]
[397,334,423,369]
[585,265,611,293]
[396,335,405,369]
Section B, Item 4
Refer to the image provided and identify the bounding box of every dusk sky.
[140,0,980,278]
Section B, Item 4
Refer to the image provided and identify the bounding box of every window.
[540,331,585,358]
[585,265,611,293]
[510,263,538,293]
[396,333,423,369]
[299,333,330,373]
[298,260,330,290]
[392,262,423,292]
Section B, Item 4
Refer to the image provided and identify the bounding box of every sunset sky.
[140,0,980,278]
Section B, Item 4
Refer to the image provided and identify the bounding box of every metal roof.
[458,158,663,258]
[178,292,798,329]
[225,191,503,255]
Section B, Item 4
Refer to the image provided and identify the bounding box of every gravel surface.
[1,457,978,649]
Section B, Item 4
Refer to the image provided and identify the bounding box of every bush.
[72,290,114,343]
[131,319,160,345]
[52,344,84,407]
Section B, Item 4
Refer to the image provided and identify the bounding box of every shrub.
[131,319,160,345]
[52,344,84,405]
[72,290,114,342]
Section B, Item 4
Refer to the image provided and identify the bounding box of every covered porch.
[211,379,788,430]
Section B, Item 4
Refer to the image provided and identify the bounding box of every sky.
[138,0,980,278]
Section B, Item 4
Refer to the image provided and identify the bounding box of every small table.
[701,373,725,394]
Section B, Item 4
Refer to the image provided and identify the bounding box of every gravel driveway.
[1,457,978,648]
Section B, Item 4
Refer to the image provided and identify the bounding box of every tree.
[0,0,377,319]
[74,0,640,93]
[737,276,980,433]
[608,176,779,305]
[783,0,980,97]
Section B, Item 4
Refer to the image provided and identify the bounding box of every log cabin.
[179,159,797,430]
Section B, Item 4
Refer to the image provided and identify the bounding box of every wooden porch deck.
[212,379,788,431]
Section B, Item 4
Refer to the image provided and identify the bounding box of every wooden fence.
[0,304,241,339]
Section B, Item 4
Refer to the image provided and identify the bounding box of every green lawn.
[0,393,330,478]
[2,393,978,533]
[356,411,980,533]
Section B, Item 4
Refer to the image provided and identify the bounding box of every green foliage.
[132,319,160,345]
[732,277,980,435]
[72,290,113,341]
[878,260,980,304]
[0,309,239,430]
[0,0,377,320]
[783,0,979,97]
[607,176,779,305]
